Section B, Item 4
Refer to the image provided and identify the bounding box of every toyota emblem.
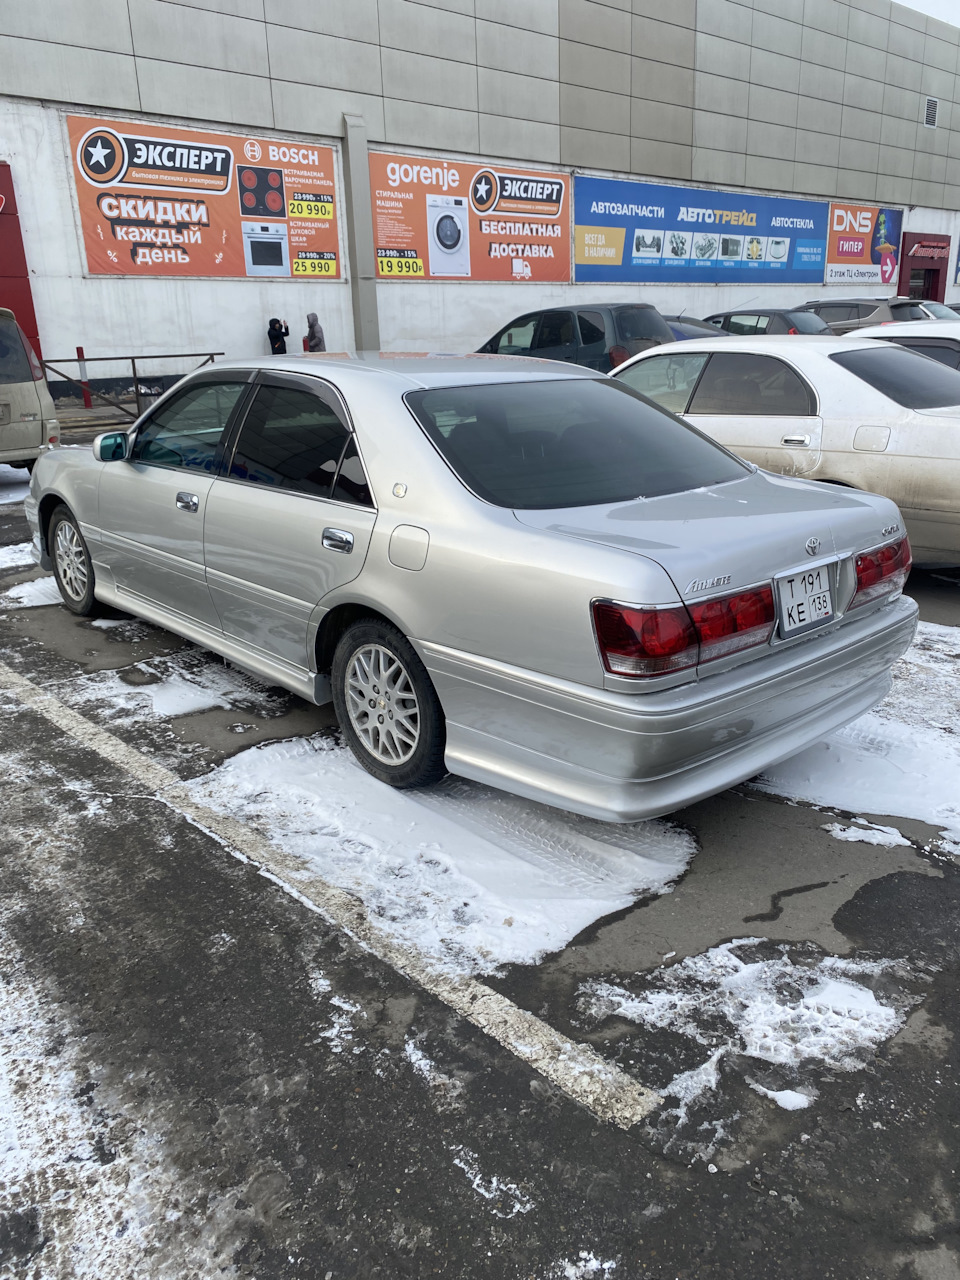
[805,537,821,557]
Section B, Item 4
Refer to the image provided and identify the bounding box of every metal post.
[76,345,92,409]
[341,112,380,352]
[131,356,141,418]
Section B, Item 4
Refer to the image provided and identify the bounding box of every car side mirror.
[93,430,132,462]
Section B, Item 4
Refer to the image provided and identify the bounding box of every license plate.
[777,564,834,635]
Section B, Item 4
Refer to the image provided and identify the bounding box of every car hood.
[514,471,897,601]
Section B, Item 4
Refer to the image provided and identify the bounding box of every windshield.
[0,316,33,386]
[404,378,748,510]
[786,310,830,333]
[921,301,957,319]
[830,344,960,408]
[615,307,673,343]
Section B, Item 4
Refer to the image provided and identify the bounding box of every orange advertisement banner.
[68,115,341,280]
[369,152,570,283]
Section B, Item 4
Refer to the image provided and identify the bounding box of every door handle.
[176,491,199,512]
[322,527,354,554]
[780,434,811,446]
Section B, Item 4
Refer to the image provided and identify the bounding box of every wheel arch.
[314,601,408,675]
[38,492,71,555]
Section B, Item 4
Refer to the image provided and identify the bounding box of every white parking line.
[0,658,661,1128]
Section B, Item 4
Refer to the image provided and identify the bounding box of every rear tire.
[49,504,100,617]
[9,460,34,474]
[331,618,447,789]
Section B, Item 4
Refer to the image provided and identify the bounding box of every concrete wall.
[3,0,960,358]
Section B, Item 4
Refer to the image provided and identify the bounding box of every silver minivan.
[0,307,58,471]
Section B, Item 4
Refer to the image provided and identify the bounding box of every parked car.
[662,315,729,341]
[703,308,831,336]
[0,307,59,472]
[477,304,674,371]
[613,334,960,563]
[799,296,951,334]
[857,318,960,368]
[945,303,960,317]
[27,353,915,821]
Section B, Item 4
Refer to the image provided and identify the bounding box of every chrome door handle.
[176,491,199,512]
[322,527,354,553]
[781,434,811,446]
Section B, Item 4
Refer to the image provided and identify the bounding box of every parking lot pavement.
[1,493,960,1280]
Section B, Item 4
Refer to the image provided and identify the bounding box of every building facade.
[2,0,960,368]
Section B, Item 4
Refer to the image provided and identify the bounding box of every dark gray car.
[800,297,950,333]
[478,304,674,371]
[703,308,831,336]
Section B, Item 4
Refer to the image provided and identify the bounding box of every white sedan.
[613,334,960,564]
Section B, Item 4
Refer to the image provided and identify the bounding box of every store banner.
[824,202,902,286]
[574,175,828,284]
[68,115,341,279]
[369,152,570,282]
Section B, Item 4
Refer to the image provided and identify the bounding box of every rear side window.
[831,345,960,408]
[405,377,746,509]
[785,310,830,333]
[615,307,673,342]
[888,302,926,320]
[578,311,606,345]
[726,314,761,335]
[229,383,351,498]
[894,341,960,369]
[816,304,855,322]
[615,352,708,414]
[688,352,815,416]
[0,315,33,385]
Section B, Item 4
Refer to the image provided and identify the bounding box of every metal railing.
[42,349,224,420]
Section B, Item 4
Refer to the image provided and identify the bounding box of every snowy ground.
[0,465,31,506]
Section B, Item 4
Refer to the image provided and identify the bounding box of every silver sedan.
[26,354,917,822]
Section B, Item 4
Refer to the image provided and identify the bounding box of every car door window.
[228,382,352,499]
[534,311,575,349]
[132,380,248,470]
[726,314,760,335]
[331,437,374,507]
[816,305,855,323]
[490,314,539,355]
[615,352,709,414]
[688,352,816,415]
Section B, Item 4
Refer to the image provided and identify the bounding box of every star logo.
[86,137,113,168]
[469,169,499,214]
[473,176,490,203]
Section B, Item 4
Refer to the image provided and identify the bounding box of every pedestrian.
[267,317,289,355]
[304,312,325,352]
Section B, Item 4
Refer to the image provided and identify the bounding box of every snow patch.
[185,735,696,975]
[404,1039,464,1107]
[0,540,35,570]
[747,1080,815,1110]
[822,820,912,847]
[449,1145,533,1218]
[559,1254,617,1278]
[0,574,61,608]
[581,940,910,1114]
[0,464,30,505]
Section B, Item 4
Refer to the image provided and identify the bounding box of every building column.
[341,112,380,352]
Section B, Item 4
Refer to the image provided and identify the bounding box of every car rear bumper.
[419,593,919,822]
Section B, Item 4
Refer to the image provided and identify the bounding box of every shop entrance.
[898,232,952,302]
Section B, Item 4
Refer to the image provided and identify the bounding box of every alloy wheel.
[345,643,420,765]
[54,520,89,602]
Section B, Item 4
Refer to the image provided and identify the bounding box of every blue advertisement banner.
[574,175,829,284]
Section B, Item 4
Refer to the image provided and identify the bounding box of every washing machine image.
[426,194,471,277]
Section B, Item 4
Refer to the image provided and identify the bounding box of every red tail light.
[593,585,776,678]
[849,537,911,609]
[787,326,799,335]
[608,345,630,368]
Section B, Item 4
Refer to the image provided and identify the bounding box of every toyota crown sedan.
[614,334,960,565]
[26,353,916,822]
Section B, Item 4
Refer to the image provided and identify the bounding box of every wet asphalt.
[0,493,959,1280]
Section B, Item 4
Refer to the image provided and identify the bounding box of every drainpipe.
[341,113,380,353]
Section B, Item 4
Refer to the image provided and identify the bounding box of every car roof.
[802,296,907,305]
[622,334,879,359]
[856,319,960,338]
[706,307,803,317]
[205,351,605,390]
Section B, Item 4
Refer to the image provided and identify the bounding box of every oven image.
[426,194,471,277]
[242,221,290,276]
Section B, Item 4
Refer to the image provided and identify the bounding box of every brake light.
[593,584,776,678]
[609,345,630,368]
[688,586,776,662]
[849,537,911,609]
[787,326,799,335]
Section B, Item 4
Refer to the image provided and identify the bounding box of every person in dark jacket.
[267,317,289,354]
[304,312,325,352]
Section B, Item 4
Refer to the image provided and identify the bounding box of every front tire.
[331,618,447,789]
[49,504,100,616]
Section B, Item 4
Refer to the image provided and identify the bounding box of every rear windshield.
[830,344,960,409]
[0,316,33,385]
[786,310,830,333]
[615,307,673,343]
[404,378,748,509]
